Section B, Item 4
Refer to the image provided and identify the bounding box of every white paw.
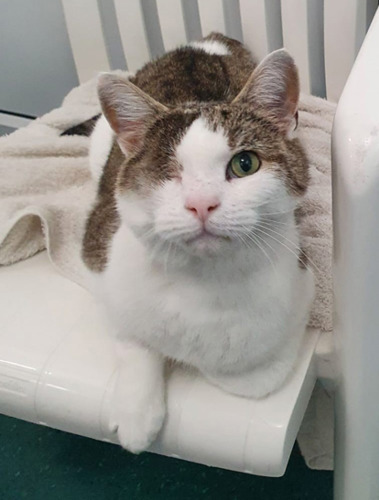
[109,392,166,454]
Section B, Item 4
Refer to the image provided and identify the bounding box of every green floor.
[0,414,333,500]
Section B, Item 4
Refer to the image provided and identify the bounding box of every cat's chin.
[183,231,232,257]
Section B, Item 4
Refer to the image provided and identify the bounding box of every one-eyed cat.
[80,33,314,453]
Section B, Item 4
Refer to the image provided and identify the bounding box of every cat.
[80,33,315,453]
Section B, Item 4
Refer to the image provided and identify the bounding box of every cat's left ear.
[232,49,299,135]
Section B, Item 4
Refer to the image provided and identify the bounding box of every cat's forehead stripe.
[176,117,231,175]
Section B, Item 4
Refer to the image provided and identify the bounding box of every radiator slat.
[197,0,226,37]
[156,0,188,51]
[281,0,310,94]
[222,0,243,42]
[307,0,326,97]
[240,0,282,62]
[281,0,326,97]
[63,0,376,100]
[140,0,165,60]
[97,0,128,71]
[61,0,110,82]
[181,0,202,41]
[324,0,377,102]
[113,0,150,73]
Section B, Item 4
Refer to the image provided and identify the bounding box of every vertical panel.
[97,0,128,70]
[366,0,378,28]
[222,0,243,42]
[281,0,325,97]
[181,0,202,41]
[281,0,311,94]
[307,0,326,97]
[140,0,165,59]
[156,0,187,51]
[264,0,284,52]
[197,0,226,36]
[324,0,376,102]
[114,0,150,73]
[61,0,110,82]
[240,0,269,60]
[240,0,283,61]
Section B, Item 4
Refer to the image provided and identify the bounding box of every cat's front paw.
[109,392,166,453]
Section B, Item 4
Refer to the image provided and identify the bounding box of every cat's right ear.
[97,74,168,154]
[232,49,299,135]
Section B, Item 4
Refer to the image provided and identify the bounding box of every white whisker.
[254,221,320,274]
[259,207,296,217]
[239,227,277,274]
[241,225,279,275]
[252,225,317,275]
[249,194,292,210]
[258,216,290,227]
[164,240,172,275]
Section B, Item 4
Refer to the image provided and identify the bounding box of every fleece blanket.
[0,74,335,469]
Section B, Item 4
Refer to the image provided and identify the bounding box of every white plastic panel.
[281,0,326,96]
[97,0,128,70]
[240,0,270,61]
[324,0,377,102]
[114,0,150,73]
[240,0,282,62]
[59,0,375,100]
[197,0,226,36]
[0,252,319,477]
[140,0,165,60]
[180,0,202,41]
[222,0,243,41]
[181,0,202,41]
[156,0,188,51]
[281,0,311,94]
[332,10,379,499]
[61,0,110,82]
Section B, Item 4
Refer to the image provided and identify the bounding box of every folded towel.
[0,76,101,284]
[0,74,335,470]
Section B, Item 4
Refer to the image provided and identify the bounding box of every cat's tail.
[88,114,115,182]
[61,114,100,137]
[61,114,114,182]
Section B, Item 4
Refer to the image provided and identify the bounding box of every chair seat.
[0,251,319,477]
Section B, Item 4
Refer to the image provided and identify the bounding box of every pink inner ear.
[234,50,300,133]
[119,119,146,152]
[285,72,299,118]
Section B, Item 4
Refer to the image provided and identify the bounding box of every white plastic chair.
[1,2,378,498]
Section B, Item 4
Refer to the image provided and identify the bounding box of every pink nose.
[185,195,220,222]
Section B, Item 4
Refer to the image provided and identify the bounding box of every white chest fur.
[98,222,314,383]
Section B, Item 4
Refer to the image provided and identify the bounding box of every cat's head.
[98,50,308,265]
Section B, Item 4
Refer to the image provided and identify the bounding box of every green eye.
[228,151,260,179]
